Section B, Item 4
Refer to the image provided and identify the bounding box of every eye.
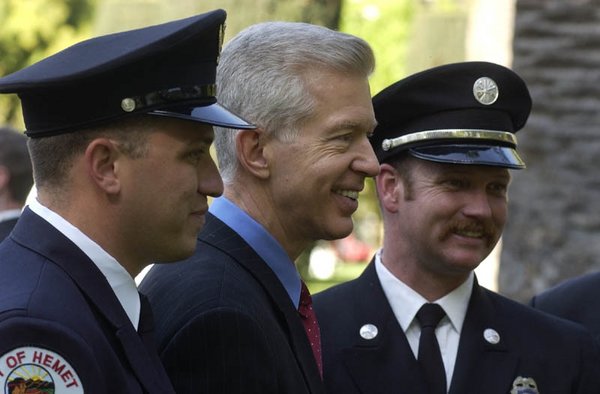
[184,149,207,164]
[488,182,508,197]
[333,133,353,142]
[442,178,466,189]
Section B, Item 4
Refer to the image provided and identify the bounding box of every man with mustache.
[313,62,600,394]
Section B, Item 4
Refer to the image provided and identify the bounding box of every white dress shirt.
[375,250,473,392]
[28,199,140,329]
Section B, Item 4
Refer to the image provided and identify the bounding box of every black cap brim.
[148,102,254,129]
[409,144,525,169]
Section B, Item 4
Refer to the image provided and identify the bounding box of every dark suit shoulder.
[532,272,600,310]
[484,287,593,337]
[140,241,272,349]
[0,242,109,392]
[0,239,87,317]
[530,272,600,343]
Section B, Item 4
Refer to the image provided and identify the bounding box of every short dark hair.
[385,153,417,201]
[28,115,151,190]
[0,127,33,203]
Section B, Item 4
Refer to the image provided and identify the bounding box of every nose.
[352,136,380,177]
[199,157,224,198]
[461,189,494,219]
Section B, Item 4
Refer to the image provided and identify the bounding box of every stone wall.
[500,0,600,302]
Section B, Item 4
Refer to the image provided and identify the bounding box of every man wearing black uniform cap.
[0,10,252,393]
[314,61,600,394]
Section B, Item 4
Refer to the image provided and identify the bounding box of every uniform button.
[359,324,378,340]
[483,328,500,344]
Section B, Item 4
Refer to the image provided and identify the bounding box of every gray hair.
[214,22,375,184]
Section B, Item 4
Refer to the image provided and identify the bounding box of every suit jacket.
[0,208,174,393]
[313,259,600,394]
[531,272,600,345]
[0,217,18,241]
[139,213,325,394]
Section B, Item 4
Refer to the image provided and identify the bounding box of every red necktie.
[298,281,323,377]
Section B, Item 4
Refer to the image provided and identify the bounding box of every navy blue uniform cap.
[0,9,254,137]
[371,61,531,169]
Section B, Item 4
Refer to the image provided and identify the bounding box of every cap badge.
[121,98,136,112]
[473,76,499,105]
[359,324,378,340]
[483,328,500,344]
[510,376,539,394]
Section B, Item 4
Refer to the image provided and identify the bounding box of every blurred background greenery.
[0,0,514,293]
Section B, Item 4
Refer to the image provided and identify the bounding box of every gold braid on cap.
[381,129,517,151]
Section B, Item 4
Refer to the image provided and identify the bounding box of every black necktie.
[416,303,447,394]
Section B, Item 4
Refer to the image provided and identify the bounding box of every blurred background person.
[0,126,32,241]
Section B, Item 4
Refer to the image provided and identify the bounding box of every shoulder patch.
[0,346,83,393]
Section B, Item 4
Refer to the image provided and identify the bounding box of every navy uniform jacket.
[139,213,325,394]
[0,208,175,393]
[313,260,600,394]
[531,272,600,345]
[0,217,18,241]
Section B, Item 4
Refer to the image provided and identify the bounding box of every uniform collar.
[28,198,140,329]
[375,250,473,334]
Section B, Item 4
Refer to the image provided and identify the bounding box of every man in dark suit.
[0,126,32,241]
[0,10,253,393]
[313,62,600,394]
[531,274,600,345]
[139,22,379,393]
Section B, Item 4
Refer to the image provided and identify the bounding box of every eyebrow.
[331,119,377,133]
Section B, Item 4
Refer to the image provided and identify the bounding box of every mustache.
[446,220,497,240]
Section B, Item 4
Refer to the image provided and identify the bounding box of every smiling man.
[139,22,379,394]
[313,62,600,394]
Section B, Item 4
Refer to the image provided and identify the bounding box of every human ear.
[84,138,122,195]
[376,163,404,213]
[235,128,270,179]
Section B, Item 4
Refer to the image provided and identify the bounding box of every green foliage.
[0,0,96,129]
[340,0,414,95]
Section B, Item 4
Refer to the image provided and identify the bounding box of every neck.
[224,186,307,261]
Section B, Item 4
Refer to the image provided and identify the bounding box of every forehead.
[149,117,215,143]
[304,70,376,130]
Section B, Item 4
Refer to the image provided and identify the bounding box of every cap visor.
[409,144,525,169]
[148,102,255,129]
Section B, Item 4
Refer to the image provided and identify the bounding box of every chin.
[323,224,354,241]
[158,241,198,263]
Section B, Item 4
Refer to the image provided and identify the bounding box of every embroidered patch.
[0,347,83,393]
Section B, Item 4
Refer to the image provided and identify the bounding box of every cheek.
[491,201,509,225]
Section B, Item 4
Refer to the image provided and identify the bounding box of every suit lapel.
[449,280,518,394]
[12,209,174,394]
[199,213,325,393]
[340,262,429,394]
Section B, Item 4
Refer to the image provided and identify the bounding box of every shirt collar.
[0,209,22,223]
[375,250,473,334]
[28,198,141,329]
[209,196,302,307]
